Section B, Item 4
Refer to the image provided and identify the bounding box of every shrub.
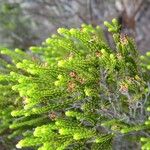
[0,19,150,150]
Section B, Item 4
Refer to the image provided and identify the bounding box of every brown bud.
[78,77,85,84]
[119,84,128,94]
[49,112,57,120]
[116,53,122,60]
[69,71,77,78]
[95,51,102,57]
[67,81,76,92]
[120,33,128,45]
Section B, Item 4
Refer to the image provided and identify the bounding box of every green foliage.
[0,19,150,150]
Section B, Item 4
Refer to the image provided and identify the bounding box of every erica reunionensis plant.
[0,19,150,150]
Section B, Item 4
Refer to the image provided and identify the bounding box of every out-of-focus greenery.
[0,0,149,53]
[0,1,37,49]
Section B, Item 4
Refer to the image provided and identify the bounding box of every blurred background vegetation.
[0,0,149,53]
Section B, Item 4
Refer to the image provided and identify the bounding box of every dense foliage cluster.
[0,19,150,150]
